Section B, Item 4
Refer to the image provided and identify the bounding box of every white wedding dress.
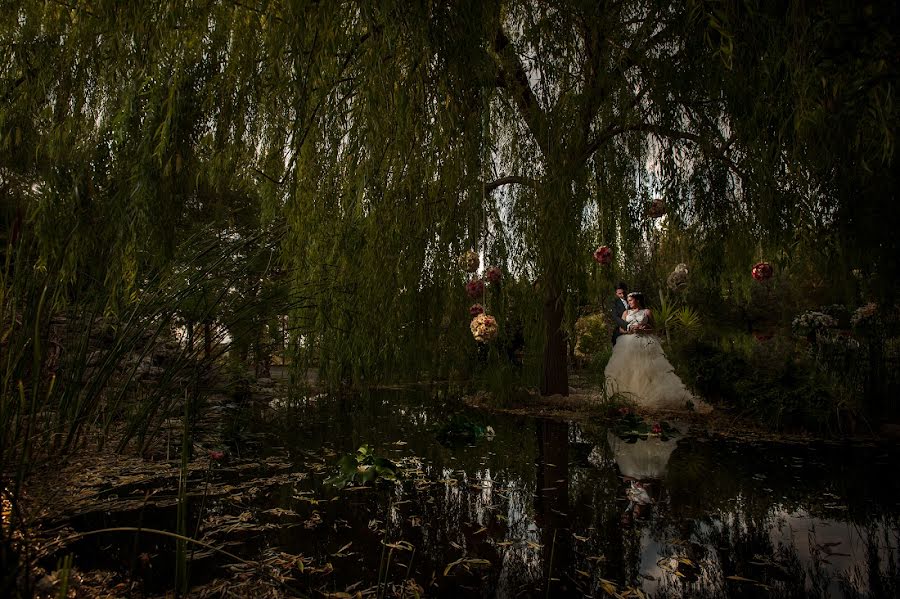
[605,308,711,412]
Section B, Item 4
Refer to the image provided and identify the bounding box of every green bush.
[675,335,858,433]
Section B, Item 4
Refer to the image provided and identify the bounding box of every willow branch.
[492,26,552,158]
[484,175,540,194]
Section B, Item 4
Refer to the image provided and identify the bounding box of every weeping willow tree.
[2,0,896,398]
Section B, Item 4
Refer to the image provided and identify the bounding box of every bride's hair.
[627,292,646,308]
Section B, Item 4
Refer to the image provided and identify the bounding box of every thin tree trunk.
[540,289,568,396]
[203,321,212,358]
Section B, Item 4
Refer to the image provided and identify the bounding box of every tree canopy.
[2,0,896,394]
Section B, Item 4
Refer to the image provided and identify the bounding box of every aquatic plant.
[325,445,398,489]
[434,415,495,446]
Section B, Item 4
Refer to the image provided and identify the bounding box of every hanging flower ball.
[646,198,667,219]
[485,266,502,284]
[469,303,485,317]
[593,245,613,265]
[470,313,499,343]
[465,278,485,298]
[751,261,774,282]
[667,263,689,291]
[458,250,479,273]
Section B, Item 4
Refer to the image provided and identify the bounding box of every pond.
[59,387,900,598]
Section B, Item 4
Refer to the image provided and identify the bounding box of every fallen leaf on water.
[598,577,617,595]
[463,558,491,567]
[443,558,463,576]
[726,575,759,583]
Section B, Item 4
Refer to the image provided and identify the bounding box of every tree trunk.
[540,289,569,396]
[186,321,194,353]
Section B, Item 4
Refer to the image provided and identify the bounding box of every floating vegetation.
[324,445,399,489]
[434,415,496,446]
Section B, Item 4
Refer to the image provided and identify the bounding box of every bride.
[605,292,711,413]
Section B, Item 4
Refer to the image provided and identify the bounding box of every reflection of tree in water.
[838,523,900,599]
[262,393,900,597]
[534,420,572,596]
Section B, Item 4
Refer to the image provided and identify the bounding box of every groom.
[609,281,629,345]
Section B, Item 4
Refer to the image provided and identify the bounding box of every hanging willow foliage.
[2,1,895,394]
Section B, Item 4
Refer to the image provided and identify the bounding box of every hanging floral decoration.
[470,313,499,343]
[666,263,689,291]
[458,250,479,273]
[646,198,667,219]
[593,245,612,265]
[485,266,502,284]
[469,303,485,317]
[465,278,485,299]
[751,261,774,282]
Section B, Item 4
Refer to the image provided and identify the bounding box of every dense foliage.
[1,0,896,421]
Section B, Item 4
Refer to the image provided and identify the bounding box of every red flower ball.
[209,450,225,461]
[465,278,485,298]
[593,245,613,265]
[651,423,662,435]
[751,261,774,282]
[469,303,484,316]
[646,198,666,219]
[485,266,502,284]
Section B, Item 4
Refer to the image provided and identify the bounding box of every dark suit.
[610,296,628,345]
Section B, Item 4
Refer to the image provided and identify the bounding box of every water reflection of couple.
[606,284,711,413]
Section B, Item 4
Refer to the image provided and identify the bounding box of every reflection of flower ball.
[485,266,502,284]
[465,278,485,298]
[469,303,484,317]
[646,198,666,219]
[751,261,774,282]
[651,423,662,435]
[470,313,499,343]
[667,263,689,291]
[458,250,479,273]
[593,245,612,265]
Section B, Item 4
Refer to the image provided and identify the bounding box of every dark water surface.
[64,388,900,597]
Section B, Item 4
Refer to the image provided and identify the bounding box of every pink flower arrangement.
[469,303,484,316]
[593,245,613,265]
[470,313,499,343]
[465,278,485,299]
[751,261,774,282]
[485,266,502,284]
[646,198,666,219]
